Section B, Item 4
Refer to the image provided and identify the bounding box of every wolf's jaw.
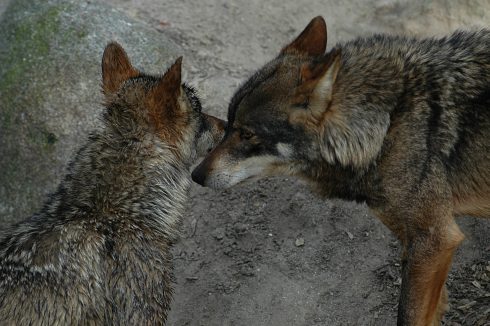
[204,169,274,190]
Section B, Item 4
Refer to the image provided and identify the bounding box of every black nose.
[191,164,207,186]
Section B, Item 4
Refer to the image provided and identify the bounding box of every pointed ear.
[160,56,182,98]
[281,16,327,56]
[101,42,139,95]
[149,56,182,109]
[298,49,341,116]
[147,57,183,129]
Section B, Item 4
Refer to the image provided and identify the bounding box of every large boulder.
[0,0,180,225]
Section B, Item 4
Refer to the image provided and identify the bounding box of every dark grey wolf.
[192,16,490,325]
[0,42,224,325]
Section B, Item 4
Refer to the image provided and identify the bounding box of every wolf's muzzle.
[191,160,209,186]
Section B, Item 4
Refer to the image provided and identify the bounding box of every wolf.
[191,16,490,325]
[0,42,224,325]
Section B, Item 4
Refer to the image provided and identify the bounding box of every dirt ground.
[100,1,490,325]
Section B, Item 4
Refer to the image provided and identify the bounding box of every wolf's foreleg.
[397,218,463,326]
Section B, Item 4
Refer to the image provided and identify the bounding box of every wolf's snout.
[191,161,208,186]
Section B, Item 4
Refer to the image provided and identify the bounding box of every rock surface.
[0,0,180,224]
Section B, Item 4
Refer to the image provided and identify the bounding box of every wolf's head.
[192,17,341,188]
[192,16,391,189]
[101,42,225,166]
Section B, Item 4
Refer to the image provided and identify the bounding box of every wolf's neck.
[292,156,380,206]
[41,131,190,237]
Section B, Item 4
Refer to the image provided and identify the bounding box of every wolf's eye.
[240,129,254,140]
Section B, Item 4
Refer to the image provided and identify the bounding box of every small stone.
[457,301,477,310]
[295,237,305,247]
[240,266,255,277]
[471,280,482,289]
[346,231,354,240]
[223,247,232,255]
[234,223,247,233]
[477,316,488,326]
[213,227,225,240]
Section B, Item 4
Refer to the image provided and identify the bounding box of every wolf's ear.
[147,57,183,129]
[161,56,182,96]
[297,49,341,117]
[281,16,327,56]
[150,56,182,107]
[102,42,139,95]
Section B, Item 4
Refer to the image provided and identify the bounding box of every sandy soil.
[100,1,490,325]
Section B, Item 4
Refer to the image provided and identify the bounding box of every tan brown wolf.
[0,42,224,325]
[192,16,490,325]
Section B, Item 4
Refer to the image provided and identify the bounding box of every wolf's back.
[337,30,490,215]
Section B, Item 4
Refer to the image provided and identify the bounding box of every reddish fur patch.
[406,222,464,325]
[299,50,340,84]
[281,16,327,56]
[146,58,188,146]
[411,247,457,326]
[102,42,140,95]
